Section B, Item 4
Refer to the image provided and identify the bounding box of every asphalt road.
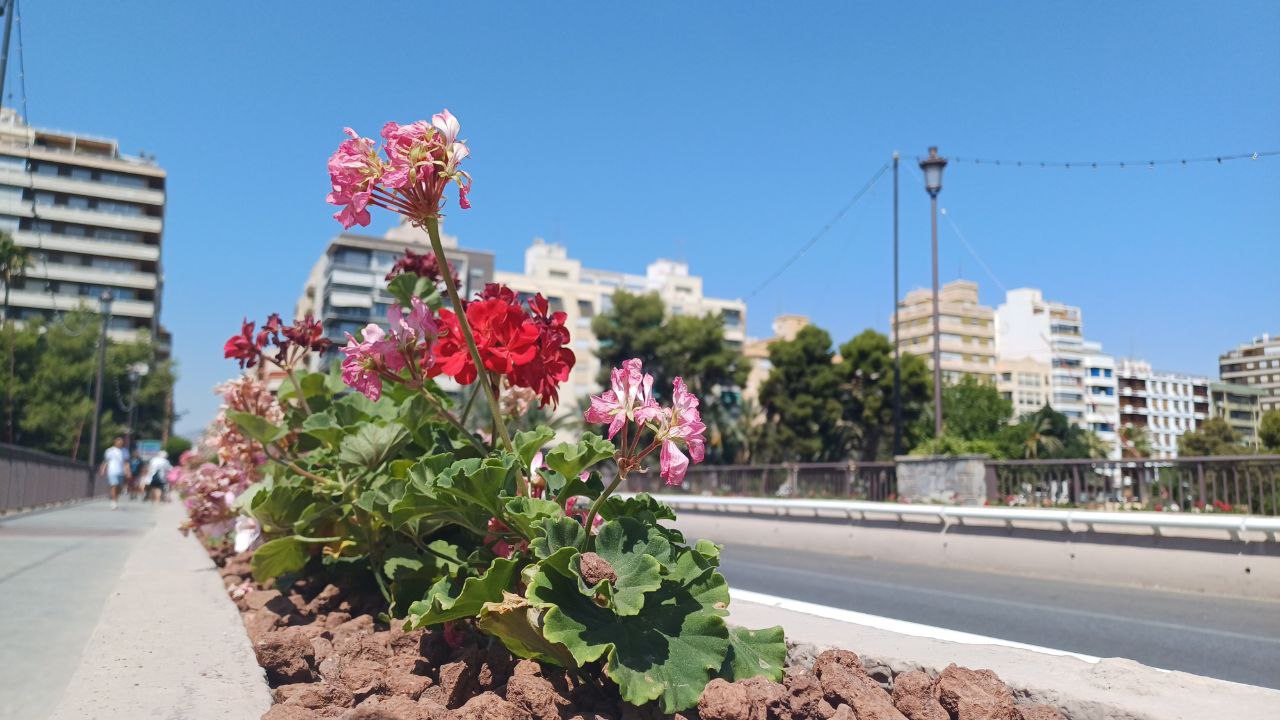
[0,500,161,720]
[717,542,1280,690]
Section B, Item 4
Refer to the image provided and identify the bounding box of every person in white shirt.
[144,451,173,502]
[99,436,132,510]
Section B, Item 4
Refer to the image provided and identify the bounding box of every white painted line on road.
[730,588,1103,663]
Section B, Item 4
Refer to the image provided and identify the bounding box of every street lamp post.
[919,147,948,437]
[892,152,902,456]
[86,290,112,494]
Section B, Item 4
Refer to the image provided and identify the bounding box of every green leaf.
[503,496,563,540]
[246,477,314,535]
[590,518,669,616]
[339,423,410,470]
[405,557,519,628]
[251,536,309,582]
[599,492,677,523]
[530,516,587,559]
[383,544,462,618]
[301,411,345,448]
[554,470,606,506]
[723,626,786,682]
[477,591,577,667]
[225,410,288,446]
[515,426,557,468]
[386,273,441,309]
[544,434,615,480]
[529,557,731,712]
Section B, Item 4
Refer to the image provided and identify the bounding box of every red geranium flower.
[512,293,575,407]
[224,319,263,368]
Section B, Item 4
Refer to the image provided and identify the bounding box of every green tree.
[1178,417,1244,457]
[757,325,847,462]
[836,329,932,461]
[1118,423,1153,459]
[592,290,747,463]
[996,405,1093,459]
[1260,410,1280,452]
[0,230,31,443]
[941,375,1012,441]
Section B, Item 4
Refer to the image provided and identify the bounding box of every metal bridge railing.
[0,443,99,513]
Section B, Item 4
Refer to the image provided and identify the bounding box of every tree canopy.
[1178,417,1244,457]
[1260,410,1280,453]
[836,329,932,461]
[941,375,1012,441]
[756,325,847,462]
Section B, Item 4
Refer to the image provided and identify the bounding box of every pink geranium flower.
[326,128,384,229]
[654,377,707,486]
[584,358,661,439]
[340,324,397,400]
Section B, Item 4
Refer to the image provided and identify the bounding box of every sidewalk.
[0,499,270,719]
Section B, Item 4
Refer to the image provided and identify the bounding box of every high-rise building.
[296,220,494,370]
[891,279,996,384]
[995,288,1118,455]
[493,239,747,409]
[1115,360,1210,459]
[1218,333,1280,414]
[1209,382,1264,448]
[0,109,169,351]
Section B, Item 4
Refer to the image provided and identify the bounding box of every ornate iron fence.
[0,443,100,513]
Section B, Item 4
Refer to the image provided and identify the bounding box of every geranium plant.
[201,109,783,712]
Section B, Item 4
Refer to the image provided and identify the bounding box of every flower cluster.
[586,358,707,485]
[386,247,458,288]
[431,284,575,407]
[327,110,472,229]
[340,297,438,401]
[223,313,331,370]
[210,377,284,467]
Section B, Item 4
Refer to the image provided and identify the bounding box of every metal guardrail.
[645,493,1280,542]
[0,443,100,513]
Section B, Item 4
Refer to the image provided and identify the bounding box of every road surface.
[718,541,1280,689]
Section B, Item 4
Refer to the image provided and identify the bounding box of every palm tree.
[1118,424,1152,459]
[0,231,31,444]
[1020,414,1063,459]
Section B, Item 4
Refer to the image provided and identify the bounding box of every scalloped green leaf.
[339,423,410,470]
[590,518,669,615]
[528,556,730,712]
[553,469,606,505]
[251,536,309,582]
[300,411,345,448]
[544,434,615,480]
[405,557,518,629]
[530,517,587,559]
[599,493,677,523]
[515,426,557,468]
[225,410,288,446]
[723,625,786,682]
[503,496,563,540]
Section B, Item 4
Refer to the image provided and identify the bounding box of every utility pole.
[87,290,112,492]
[0,0,13,108]
[891,151,902,456]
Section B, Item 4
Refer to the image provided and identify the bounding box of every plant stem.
[459,383,480,424]
[284,363,312,416]
[422,217,524,493]
[583,470,625,549]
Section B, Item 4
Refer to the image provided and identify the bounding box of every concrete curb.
[727,596,1280,720]
[47,502,272,720]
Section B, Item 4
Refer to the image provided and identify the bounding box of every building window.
[721,308,742,327]
[577,300,594,318]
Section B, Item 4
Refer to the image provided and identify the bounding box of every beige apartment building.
[494,239,747,410]
[742,314,810,404]
[892,279,996,384]
[1209,382,1264,448]
[1219,333,1280,414]
[996,357,1052,417]
[0,108,169,351]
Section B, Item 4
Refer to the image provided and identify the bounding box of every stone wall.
[895,455,989,505]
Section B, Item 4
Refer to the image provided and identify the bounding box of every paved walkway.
[0,499,270,720]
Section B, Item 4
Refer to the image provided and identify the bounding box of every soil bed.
[211,545,1068,720]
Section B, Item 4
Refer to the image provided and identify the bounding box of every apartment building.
[1115,360,1210,459]
[0,109,169,350]
[296,220,493,370]
[996,357,1052,417]
[1209,382,1264,448]
[1218,333,1280,414]
[494,239,747,409]
[995,288,1119,455]
[891,279,996,384]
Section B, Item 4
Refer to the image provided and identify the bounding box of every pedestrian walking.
[144,451,172,502]
[99,436,131,510]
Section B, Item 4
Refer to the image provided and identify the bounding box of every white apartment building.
[1219,333,1280,414]
[494,239,747,409]
[1116,360,1210,459]
[0,109,169,350]
[296,221,493,370]
[995,288,1119,455]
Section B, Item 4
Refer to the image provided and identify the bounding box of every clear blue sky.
[14,1,1279,435]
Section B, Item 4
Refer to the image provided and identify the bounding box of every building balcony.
[7,289,154,318]
[32,204,163,234]
[0,166,165,205]
[27,263,157,290]
[13,229,160,262]
[23,144,165,178]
